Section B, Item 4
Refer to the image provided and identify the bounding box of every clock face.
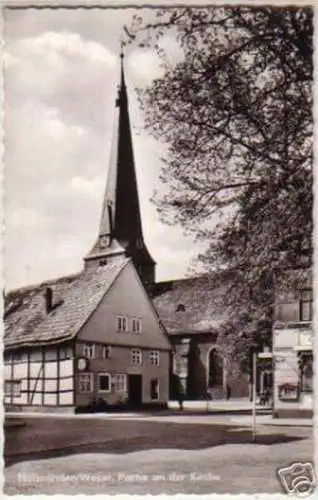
[99,235,110,249]
[77,357,88,371]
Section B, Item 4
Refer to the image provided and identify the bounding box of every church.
[4,52,272,412]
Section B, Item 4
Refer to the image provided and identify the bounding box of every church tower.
[84,52,156,284]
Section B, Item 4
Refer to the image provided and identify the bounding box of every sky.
[3,7,208,291]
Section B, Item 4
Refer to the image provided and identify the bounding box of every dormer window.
[176,304,186,312]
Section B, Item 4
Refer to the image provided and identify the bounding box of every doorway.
[128,374,142,407]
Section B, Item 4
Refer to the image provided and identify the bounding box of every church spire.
[85,51,156,284]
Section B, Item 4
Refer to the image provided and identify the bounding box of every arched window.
[208,348,223,387]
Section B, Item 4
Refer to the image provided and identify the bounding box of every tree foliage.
[128,6,313,358]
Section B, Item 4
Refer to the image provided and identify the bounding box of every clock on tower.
[99,235,110,249]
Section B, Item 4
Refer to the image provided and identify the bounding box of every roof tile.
[4,258,128,349]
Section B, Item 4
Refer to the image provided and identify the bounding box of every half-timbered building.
[4,53,170,412]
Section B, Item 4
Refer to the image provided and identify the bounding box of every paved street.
[4,414,313,494]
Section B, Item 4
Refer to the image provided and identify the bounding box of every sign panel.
[278,383,299,401]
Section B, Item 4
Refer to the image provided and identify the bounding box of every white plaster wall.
[60,377,73,391]
[59,392,73,405]
[32,392,42,405]
[44,393,57,405]
[13,362,28,379]
[60,359,73,377]
[45,379,58,392]
[45,362,58,378]
[30,363,43,378]
[29,376,43,394]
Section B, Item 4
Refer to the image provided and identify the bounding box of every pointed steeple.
[85,51,156,284]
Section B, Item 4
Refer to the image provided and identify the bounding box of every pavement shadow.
[5,426,305,468]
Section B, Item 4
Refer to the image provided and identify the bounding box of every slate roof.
[4,259,232,349]
[4,258,129,349]
[149,272,232,336]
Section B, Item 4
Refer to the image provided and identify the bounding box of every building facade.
[272,268,313,418]
[4,54,170,412]
[4,259,171,411]
[150,275,250,400]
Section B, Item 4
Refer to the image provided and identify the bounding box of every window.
[79,373,93,392]
[131,349,142,365]
[113,374,127,392]
[150,351,160,366]
[102,345,112,359]
[98,373,111,392]
[117,316,128,332]
[299,353,313,393]
[82,344,95,359]
[12,352,26,363]
[4,355,12,365]
[150,379,159,400]
[300,289,313,321]
[132,318,142,334]
[4,380,21,397]
[60,346,71,360]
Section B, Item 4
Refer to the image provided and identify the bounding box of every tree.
[128,6,313,359]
